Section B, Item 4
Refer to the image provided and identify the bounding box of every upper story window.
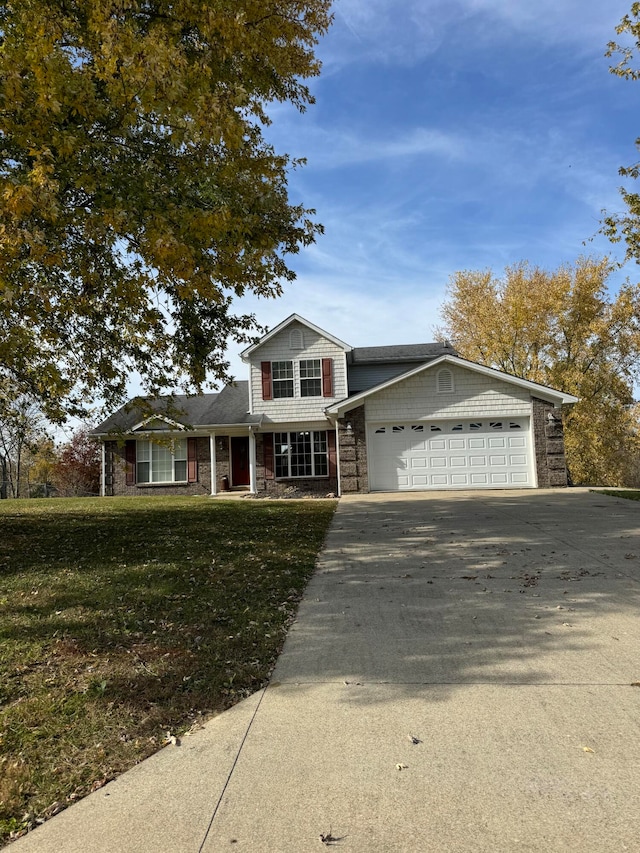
[300,359,322,397]
[272,360,294,398]
[289,329,304,349]
[437,368,454,393]
[261,358,333,400]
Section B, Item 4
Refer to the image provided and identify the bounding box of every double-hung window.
[137,439,187,483]
[272,361,294,398]
[274,431,328,478]
[299,359,322,397]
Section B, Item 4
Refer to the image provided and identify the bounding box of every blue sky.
[225,0,640,378]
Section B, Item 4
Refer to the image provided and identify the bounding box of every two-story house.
[92,314,578,496]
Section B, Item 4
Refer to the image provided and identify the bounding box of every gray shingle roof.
[91,382,254,434]
[197,383,255,425]
[349,342,456,363]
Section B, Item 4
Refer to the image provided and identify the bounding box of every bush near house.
[0,496,336,843]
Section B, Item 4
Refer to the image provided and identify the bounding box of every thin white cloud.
[323,0,632,69]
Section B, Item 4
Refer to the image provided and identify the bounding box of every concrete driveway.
[12,489,640,852]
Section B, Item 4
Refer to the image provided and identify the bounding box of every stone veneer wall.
[254,433,337,497]
[105,437,212,496]
[532,398,569,487]
[337,405,369,494]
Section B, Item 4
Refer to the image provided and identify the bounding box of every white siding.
[365,363,532,422]
[249,320,348,422]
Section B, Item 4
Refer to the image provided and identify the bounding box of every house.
[92,314,578,497]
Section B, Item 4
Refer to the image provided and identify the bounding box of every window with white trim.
[300,359,322,397]
[274,431,328,478]
[137,439,187,483]
[272,360,294,398]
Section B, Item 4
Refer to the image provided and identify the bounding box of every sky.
[222,0,640,380]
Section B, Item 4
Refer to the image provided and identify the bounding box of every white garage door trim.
[367,417,535,491]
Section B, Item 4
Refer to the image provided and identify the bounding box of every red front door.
[231,437,250,486]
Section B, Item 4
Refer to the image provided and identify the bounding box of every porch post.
[210,433,217,495]
[100,441,106,497]
[249,431,257,494]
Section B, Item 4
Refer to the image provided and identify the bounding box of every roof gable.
[326,355,579,416]
[240,314,352,360]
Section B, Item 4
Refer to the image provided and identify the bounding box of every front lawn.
[592,490,640,502]
[0,496,336,843]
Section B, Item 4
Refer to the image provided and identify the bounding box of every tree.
[437,258,640,486]
[604,4,640,262]
[51,427,101,496]
[0,395,50,497]
[0,1,332,422]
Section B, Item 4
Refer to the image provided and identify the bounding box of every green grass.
[592,490,640,502]
[0,495,336,843]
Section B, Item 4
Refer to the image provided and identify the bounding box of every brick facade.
[532,398,569,487]
[105,437,212,497]
[254,433,337,497]
[337,405,369,494]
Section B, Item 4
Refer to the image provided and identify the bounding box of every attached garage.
[367,417,534,491]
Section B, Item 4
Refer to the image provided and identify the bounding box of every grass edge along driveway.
[0,495,336,844]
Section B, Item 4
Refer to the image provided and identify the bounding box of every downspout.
[210,433,217,495]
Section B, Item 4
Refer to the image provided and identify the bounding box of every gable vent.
[290,329,304,350]
[437,368,454,393]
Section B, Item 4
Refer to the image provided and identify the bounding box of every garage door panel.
[468,438,486,448]
[368,417,533,491]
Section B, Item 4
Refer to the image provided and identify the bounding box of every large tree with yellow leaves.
[438,258,640,486]
[0,0,332,420]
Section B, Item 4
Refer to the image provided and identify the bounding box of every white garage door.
[368,418,534,491]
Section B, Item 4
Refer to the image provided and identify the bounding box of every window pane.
[300,359,320,378]
[272,361,294,399]
[300,378,321,397]
[300,359,322,395]
[137,461,150,483]
[151,443,173,482]
[273,379,294,398]
[290,432,312,477]
[313,431,328,476]
[173,438,187,460]
[274,432,290,477]
[174,460,187,481]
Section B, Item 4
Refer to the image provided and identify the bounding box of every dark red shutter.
[327,430,337,480]
[263,433,274,479]
[322,358,333,397]
[125,440,136,485]
[261,362,273,400]
[187,437,197,482]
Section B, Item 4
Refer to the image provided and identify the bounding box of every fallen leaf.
[407,734,422,745]
[396,763,408,771]
[582,746,595,753]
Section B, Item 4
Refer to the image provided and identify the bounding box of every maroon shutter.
[261,362,273,400]
[263,433,274,479]
[322,358,333,397]
[187,437,197,482]
[125,440,136,485]
[327,430,337,480]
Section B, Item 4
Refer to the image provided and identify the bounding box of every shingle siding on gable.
[249,320,347,422]
[364,363,531,422]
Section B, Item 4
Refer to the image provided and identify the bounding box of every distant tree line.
[0,399,99,498]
